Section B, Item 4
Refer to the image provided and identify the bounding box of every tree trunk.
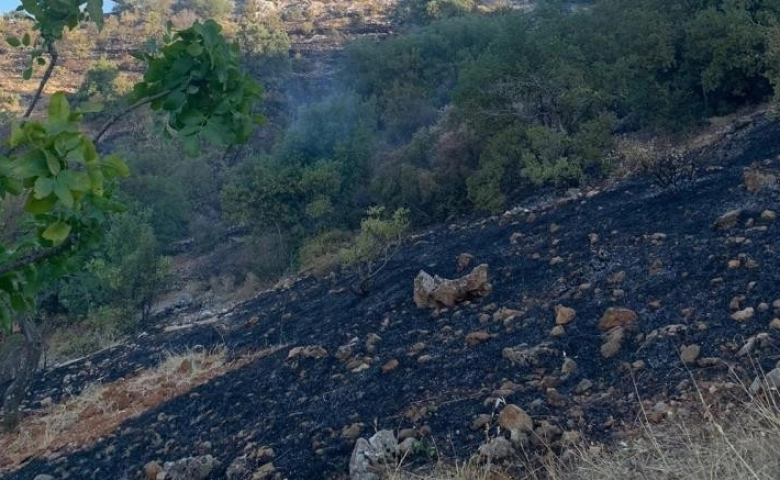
[1,317,42,432]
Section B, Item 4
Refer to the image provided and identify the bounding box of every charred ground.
[3,115,780,479]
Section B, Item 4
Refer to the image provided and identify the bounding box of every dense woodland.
[2,0,780,354]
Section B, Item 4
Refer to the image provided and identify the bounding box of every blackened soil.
[5,118,780,479]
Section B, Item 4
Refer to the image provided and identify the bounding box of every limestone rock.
[554,305,576,325]
[680,344,700,364]
[761,209,777,221]
[456,253,475,272]
[369,429,398,460]
[598,308,638,331]
[163,455,219,480]
[287,345,328,360]
[413,264,491,309]
[349,438,379,480]
[600,327,625,359]
[144,461,163,480]
[465,331,493,346]
[731,307,754,322]
[502,342,558,367]
[477,436,515,460]
[498,404,533,434]
[381,359,399,374]
[713,209,742,230]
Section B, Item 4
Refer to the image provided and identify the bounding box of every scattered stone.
[532,421,562,445]
[598,308,638,331]
[144,461,163,480]
[33,476,55,480]
[417,354,434,364]
[349,438,379,480]
[478,436,515,460]
[497,404,533,436]
[381,359,399,374]
[503,342,558,367]
[713,209,742,230]
[456,253,475,272]
[510,232,524,245]
[680,344,701,365]
[471,414,492,431]
[555,305,576,325]
[750,368,780,395]
[465,331,493,346]
[761,209,777,221]
[550,223,561,234]
[163,455,219,480]
[225,456,251,480]
[549,256,564,265]
[351,363,370,373]
[561,357,578,376]
[600,327,625,359]
[648,300,662,309]
[546,388,567,408]
[728,259,741,269]
[550,325,566,337]
[342,423,365,440]
[369,430,398,460]
[493,307,523,322]
[575,379,593,394]
[413,264,492,309]
[365,334,381,353]
[398,437,418,456]
[770,318,780,330]
[252,463,275,480]
[608,271,626,284]
[287,345,328,361]
[588,233,599,245]
[731,307,755,322]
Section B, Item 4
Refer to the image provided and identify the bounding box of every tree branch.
[93,89,173,145]
[23,42,58,119]
[0,236,75,280]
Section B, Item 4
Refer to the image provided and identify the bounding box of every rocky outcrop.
[413,264,491,308]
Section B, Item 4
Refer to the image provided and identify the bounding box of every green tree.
[0,1,262,430]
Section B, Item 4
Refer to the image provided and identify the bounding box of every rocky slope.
[2,113,780,479]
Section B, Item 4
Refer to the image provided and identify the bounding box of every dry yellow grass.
[385,386,780,480]
[0,345,284,472]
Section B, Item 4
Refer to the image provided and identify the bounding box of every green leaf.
[42,222,72,245]
[187,43,203,56]
[0,304,10,332]
[45,150,61,175]
[23,67,33,80]
[36,57,46,66]
[24,194,57,214]
[33,177,55,199]
[48,92,71,123]
[6,36,20,47]
[21,33,30,47]
[54,180,74,207]
[101,154,129,178]
[182,135,200,157]
[75,101,104,114]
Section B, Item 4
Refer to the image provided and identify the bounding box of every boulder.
[162,455,219,480]
[414,264,491,308]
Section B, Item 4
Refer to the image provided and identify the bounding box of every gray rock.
[225,454,251,480]
[368,429,398,461]
[477,436,515,460]
[33,475,55,480]
[349,438,379,480]
[163,454,219,480]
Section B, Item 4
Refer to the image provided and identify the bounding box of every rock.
[598,308,638,331]
[493,307,523,322]
[465,331,493,346]
[342,423,364,440]
[761,209,777,221]
[770,319,780,330]
[550,325,566,337]
[600,327,625,359]
[349,438,379,480]
[561,358,578,375]
[498,404,533,444]
[510,232,524,244]
[398,437,418,456]
[144,461,163,480]
[728,259,741,269]
[477,436,515,460]
[731,307,755,322]
[471,414,492,431]
[549,256,564,265]
[608,271,626,284]
[575,379,593,394]
[33,476,55,480]
[163,455,219,480]
[413,264,491,309]
[546,388,567,408]
[555,305,576,325]
[532,422,562,445]
[713,209,742,230]
[225,455,251,480]
[588,233,599,245]
[381,359,399,374]
[368,429,398,460]
[680,344,701,364]
[252,463,275,480]
[287,345,328,360]
[502,342,558,367]
[456,253,475,272]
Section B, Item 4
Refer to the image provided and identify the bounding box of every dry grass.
[0,345,284,472]
[385,385,780,480]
